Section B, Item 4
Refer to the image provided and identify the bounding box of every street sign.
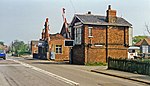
[64,40,74,47]
[38,41,45,47]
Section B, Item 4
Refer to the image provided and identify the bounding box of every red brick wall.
[31,41,38,54]
[72,45,85,64]
[107,26,129,59]
[83,25,107,63]
[31,45,38,54]
[108,49,127,59]
[50,34,70,61]
[85,48,106,63]
[72,25,129,64]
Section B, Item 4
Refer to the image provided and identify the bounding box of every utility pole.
[12,41,15,55]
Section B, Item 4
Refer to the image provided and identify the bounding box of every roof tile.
[75,14,132,26]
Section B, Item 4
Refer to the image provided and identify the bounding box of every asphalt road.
[0,56,149,86]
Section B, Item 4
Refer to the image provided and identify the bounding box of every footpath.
[91,66,150,85]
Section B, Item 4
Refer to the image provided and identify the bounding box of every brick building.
[50,33,70,61]
[38,18,69,61]
[31,40,39,54]
[135,38,150,57]
[70,5,132,64]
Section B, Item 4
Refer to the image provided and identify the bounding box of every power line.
[69,0,76,13]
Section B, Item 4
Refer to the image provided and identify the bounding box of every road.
[0,56,149,86]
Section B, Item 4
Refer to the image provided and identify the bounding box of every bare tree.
[145,23,150,35]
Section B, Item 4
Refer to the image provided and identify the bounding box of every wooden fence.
[108,57,150,76]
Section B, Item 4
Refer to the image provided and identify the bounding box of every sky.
[0,0,150,45]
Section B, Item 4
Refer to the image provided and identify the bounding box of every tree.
[0,41,4,46]
[145,23,150,35]
[11,40,30,56]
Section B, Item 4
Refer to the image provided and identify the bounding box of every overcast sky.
[0,0,150,45]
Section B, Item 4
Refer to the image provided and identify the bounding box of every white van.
[128,46,140,59]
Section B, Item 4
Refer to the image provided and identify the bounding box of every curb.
[91,70,150,85]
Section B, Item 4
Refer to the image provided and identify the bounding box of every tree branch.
[145,23,150,35]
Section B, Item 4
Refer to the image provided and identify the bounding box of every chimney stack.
[42,29,45,40]
[44,18,50,40]
[106,5,117,23]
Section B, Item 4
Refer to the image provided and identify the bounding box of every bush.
[18,51,31,55]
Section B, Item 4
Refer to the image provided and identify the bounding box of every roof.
[145,38,150,45]
[128,46,140,50]
[50,33,66,40]
[135,38,150,46]
[31,40,39,45]
[60,23,70,34]
[135,40,143,46]
[71,14,132,27]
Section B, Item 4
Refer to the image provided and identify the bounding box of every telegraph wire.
[69,0,76,13]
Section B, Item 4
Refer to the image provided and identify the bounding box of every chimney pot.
[106,5,117,23]
[87,11,91,14]
[46,18,49,22]
[108,5,111,10]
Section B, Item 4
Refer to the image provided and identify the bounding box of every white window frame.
[55,45,62,54]
[88,27,93,38]
[74,27,82,45]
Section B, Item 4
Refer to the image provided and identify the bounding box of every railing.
[108,57,150,76]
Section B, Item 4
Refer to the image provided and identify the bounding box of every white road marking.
[0,64,22,66]
[9,59,79,86]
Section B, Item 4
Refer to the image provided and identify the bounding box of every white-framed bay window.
[74,27,82,45]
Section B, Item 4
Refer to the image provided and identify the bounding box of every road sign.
[64,40,74,47]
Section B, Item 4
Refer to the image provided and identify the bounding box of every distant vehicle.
[0,50,6,60]
[128,46,140,59]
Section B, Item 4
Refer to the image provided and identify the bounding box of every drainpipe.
[106,26,108,62]
[124,27,126,47]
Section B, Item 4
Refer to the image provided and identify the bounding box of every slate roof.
[73,14,132,27]
[60,23,70,34]
[50,33,65,40]
[145,38,150,45]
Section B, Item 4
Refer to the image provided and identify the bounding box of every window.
[88,27,93,37]
[142,45,148,53]
[55,45,62,54]
[74,27,82,44]
[128,49,135,53]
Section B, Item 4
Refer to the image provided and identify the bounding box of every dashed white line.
[9,59,79,86]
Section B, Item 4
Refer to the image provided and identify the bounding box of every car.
[0,50,6,60]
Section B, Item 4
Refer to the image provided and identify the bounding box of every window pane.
[59,48,62,53]
[88,27,92,36]
[142,46,148,53]
[55,45,62,54]
[56,48,59,53]
[76,28,81,44]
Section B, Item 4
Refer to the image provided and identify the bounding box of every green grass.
[86,62,107,66]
